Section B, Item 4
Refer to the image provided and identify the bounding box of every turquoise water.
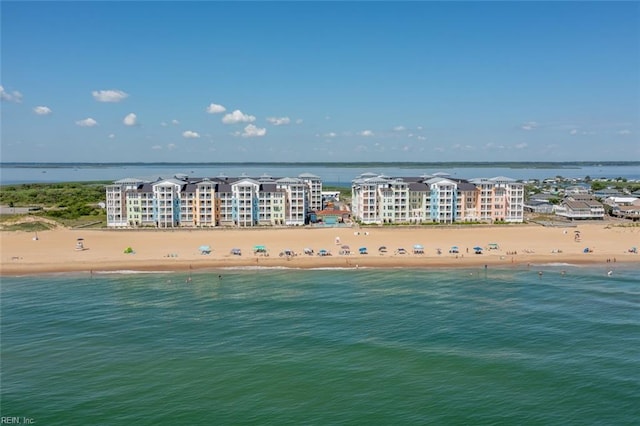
[2,265,639,425]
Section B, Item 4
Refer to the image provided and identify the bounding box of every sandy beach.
[1,223,638,275]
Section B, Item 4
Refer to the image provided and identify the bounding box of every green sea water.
[2,265,639,425]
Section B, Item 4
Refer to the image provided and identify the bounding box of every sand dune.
[1,223,638,275]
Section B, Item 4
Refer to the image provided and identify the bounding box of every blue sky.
[1,1,638,162]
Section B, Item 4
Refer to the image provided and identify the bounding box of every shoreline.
[2,224,638,276]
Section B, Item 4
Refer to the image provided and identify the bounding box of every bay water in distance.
[1,161,640,186]
[2,265,639,424]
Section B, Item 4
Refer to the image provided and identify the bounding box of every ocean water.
[2,265,639,425]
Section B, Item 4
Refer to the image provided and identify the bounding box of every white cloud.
[167,144,177,150]
[393,125,406,132]
[152,145,163,150]
[160,121,168,127]
[183,130,200,139]
[222,110,256,124]
[521,121,538,131]
[266,116,291,126]
[240,124,267,138]
[570,129,578,135]
[172,119,180,125]
[515,142,528,149]
[0,86,23,102]
[108,133,116,139]
[296,119,303,124]
[324,132,337,138]
[76,117,98,127]
[617,129,631,135]
[417,136,427,141]
[453,144,474,151]
[33,106,52,115]
[359,130,374,137]
[92,89,128,102]
[485,142,505,150]
[206,103,226,114]
[123,113,137,126]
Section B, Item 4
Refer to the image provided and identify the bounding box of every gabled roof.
[276,177,303,184]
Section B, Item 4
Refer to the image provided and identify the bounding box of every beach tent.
[449,246,459,254]
[413,244,424,254]
[488,243,499,250]
[318,249,330,256]
[253,245,267,253]
[199,245,211,255]
[231,248,242,256]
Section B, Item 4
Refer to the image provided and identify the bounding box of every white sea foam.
[93,270,173,275]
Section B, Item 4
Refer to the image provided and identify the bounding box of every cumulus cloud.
[123,113,138,126]
[222,110,256,124]
[266,116,291,126]
[240,124,267,138]
[358,130,374,137]
[206,103,226,114]
[76,117,98,127]
[92,89,128,102]
[33,106,52,115]
[570,129,578,135]
[167,144,177,150]
[515,142,528,149]
[160,121,168,127]
[617,129,631,135]
[296,119,303,124]
[108,134,116,139]
[0,86,23,102]
[521,121,538,131]
[183,130,200,139]
[417,136,427,141]
[324,132,337,138]
[393,125,406,132]
[453,144,474,151]
[172,119,180,125]
[152,145,163,150]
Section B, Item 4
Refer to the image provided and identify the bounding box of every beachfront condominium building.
[351,173,524,224]
[105,173,322,228]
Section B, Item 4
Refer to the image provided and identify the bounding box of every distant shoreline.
[2,161,639,168]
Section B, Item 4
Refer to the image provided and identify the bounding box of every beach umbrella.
[199,245,211,252]
[473,246,483,251]
[413,244,424,250]
[359,247,367,252]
